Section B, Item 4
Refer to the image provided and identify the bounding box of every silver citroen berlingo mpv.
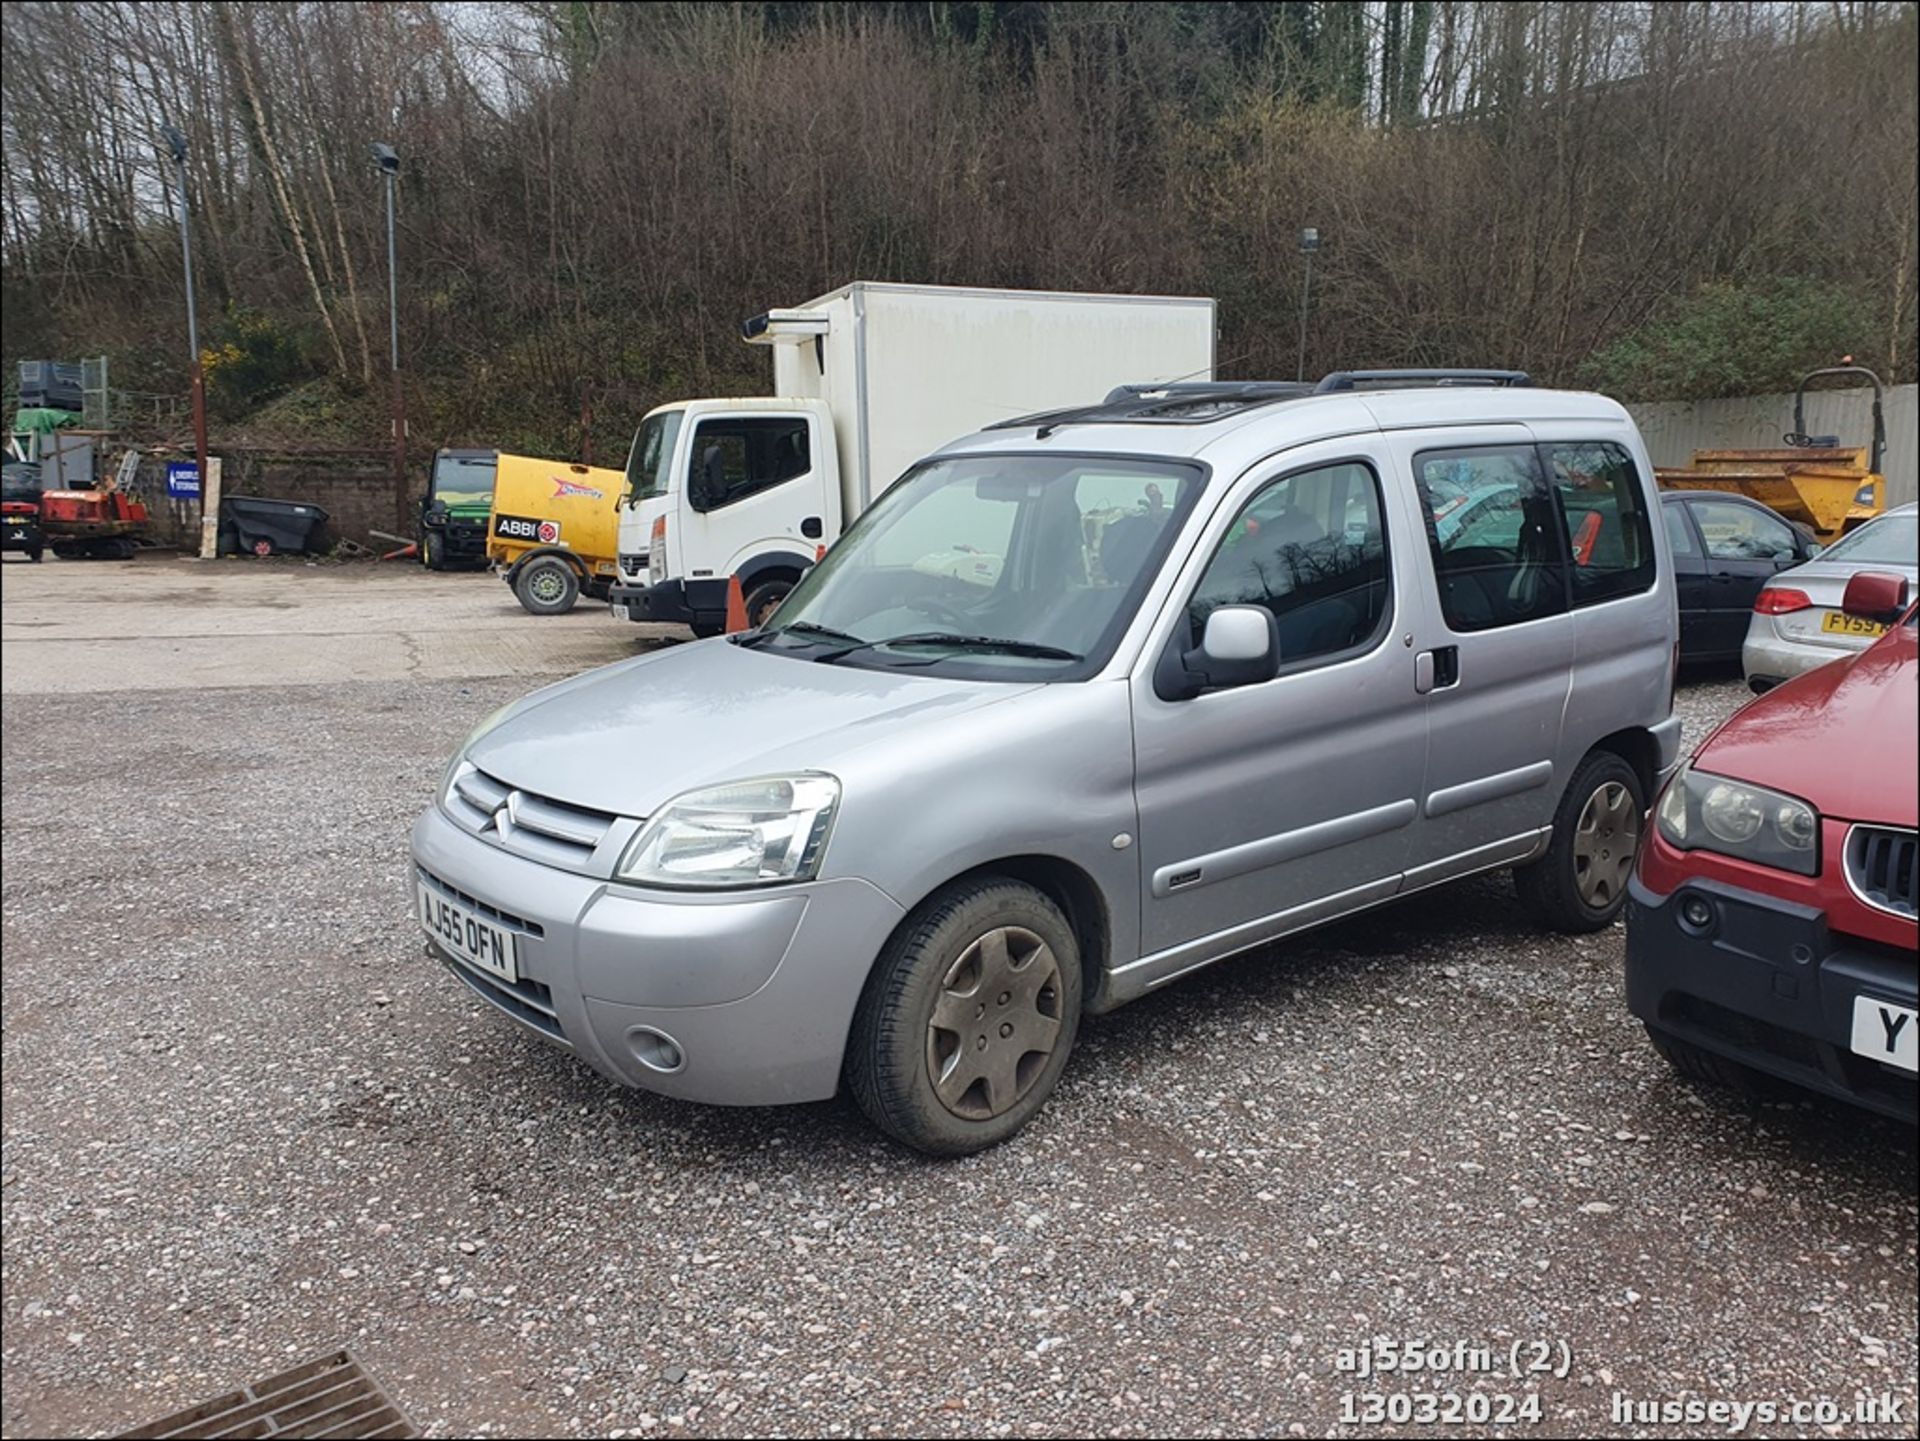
[413,371,1680,1153]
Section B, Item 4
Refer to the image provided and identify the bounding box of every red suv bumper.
[1626,830,1917,1122]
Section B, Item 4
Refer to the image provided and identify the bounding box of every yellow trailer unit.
[1655,365,1888,545]
[487,453,627,615]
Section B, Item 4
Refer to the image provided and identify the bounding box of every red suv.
[1626,580,1917,1122]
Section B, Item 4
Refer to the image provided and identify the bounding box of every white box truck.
[609,281,1216,635]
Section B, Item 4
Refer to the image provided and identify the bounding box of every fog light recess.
[627,1026,686,1074]
[1677,893,1717,936]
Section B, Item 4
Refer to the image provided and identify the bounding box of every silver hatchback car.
[1742,502,1918,692]
[412,372,1682,1153]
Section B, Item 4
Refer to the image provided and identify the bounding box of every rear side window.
[1663,504,1699,557]
[687,416,811,512]
[1187,460,1391,667]
[1691,498,1800,561]
[1415,448,1567,632]
[1547,442,1655,607]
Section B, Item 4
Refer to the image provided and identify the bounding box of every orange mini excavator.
[38,456,150,560]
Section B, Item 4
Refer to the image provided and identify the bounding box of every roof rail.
[1102,380,1311,405]
[991,381,1314,437]
[1314,369,1531,393]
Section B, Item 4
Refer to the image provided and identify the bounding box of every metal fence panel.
[1628,384,1917,508]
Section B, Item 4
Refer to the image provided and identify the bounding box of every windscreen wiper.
[736,620,866,650]
[813,631,1083,664]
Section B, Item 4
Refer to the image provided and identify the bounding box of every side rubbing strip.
[1150,798,1418,898]
[1425,760,1553,819]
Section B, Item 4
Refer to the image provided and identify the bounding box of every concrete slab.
[0,552,678,695]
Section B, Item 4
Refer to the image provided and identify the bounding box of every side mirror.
[1187,605,1280,689]
[1842,570,1910,621]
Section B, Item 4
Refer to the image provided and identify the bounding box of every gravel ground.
[2,564,1914,1439]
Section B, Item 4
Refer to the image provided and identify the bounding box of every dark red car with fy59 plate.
[1626,594,1918,1121]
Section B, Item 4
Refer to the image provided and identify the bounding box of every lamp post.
[371,142,407,531]
[162,123,212,555]
[1296,226,1321,384]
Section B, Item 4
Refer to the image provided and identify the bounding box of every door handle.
[800,516,823,539]
[1711,571,1737,584]
[1415,645,1460,693]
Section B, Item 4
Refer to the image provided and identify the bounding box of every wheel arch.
[503,544,590,582]
[731,547,813,592]
[871,854,1114,1017]
[1586,726,1658,803]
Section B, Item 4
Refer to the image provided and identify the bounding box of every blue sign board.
[166,460,200,500]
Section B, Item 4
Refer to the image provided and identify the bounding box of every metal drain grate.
[119,1349,416,1439]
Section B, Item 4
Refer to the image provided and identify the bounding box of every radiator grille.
[443,762,628,871]
[1846,825,1918,920]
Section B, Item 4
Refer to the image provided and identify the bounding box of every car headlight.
[439,703,517,804]
[1655,762,1818,875]
[616,774,839,889]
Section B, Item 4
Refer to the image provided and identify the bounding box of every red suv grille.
[1846,825,1918,920]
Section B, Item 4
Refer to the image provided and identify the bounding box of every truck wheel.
[846,877,1082,1156]
[513,556,580,615]
[421,532,444,570]
[1643,1025,1781,1099]
[744,578,794,629]
[1514,750,1645,933]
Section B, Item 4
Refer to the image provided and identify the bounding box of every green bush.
[1581,279,1877,401]
[202,309,313,419]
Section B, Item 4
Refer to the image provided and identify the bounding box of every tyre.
[743,577,794,630]
[513,555,580,615]
[846,877,1082,1155]
[1643,1024,1781,1099]
[1514,749,1645,932]
[28,547,42,563]
[421,531,445,571]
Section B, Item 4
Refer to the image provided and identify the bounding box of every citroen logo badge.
[492,791,520,838]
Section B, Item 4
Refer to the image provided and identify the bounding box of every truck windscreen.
[625,411,683,504]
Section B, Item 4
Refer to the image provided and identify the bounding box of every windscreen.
[1,464,41,502]
[761,453,1204,680]
[431,455,496,507]
[625,410,683,504]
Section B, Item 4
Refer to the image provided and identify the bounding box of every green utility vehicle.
[418,448,498,570]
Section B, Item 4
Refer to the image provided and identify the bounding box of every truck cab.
[608,282,1218,636]
[612,397,840,635]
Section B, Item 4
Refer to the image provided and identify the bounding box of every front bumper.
[410,806,905,1106]
[423,518,489,560]
[607,576,728,629]
[1625,873,1917,1121]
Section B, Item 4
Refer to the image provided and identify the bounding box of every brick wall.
[134,451,416,552]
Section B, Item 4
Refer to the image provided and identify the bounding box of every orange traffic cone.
[724,573,749,633]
